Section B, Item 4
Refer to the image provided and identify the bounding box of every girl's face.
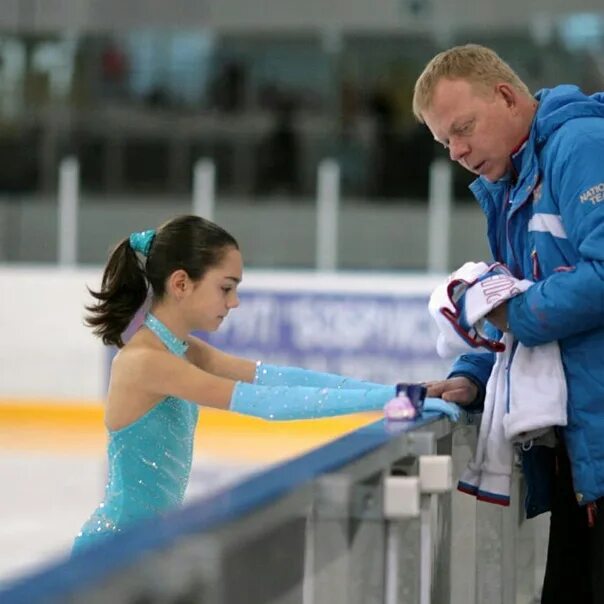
[186,246,243,332]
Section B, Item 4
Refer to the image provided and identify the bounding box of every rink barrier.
[0,411,545,604]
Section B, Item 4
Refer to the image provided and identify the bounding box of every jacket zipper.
[506,174,539,278]
[531,249,541,280]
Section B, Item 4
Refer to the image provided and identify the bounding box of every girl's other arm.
[124,347,236,410]
[186,336,256,383]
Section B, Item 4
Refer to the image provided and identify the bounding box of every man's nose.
[449,140,470,162]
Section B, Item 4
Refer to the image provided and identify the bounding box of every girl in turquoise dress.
[73,214,457,553]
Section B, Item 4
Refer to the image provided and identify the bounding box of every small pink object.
[384,394,417,421]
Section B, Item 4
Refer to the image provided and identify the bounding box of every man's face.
[422,78,525,182]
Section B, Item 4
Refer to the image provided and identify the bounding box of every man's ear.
[497,83,516,109]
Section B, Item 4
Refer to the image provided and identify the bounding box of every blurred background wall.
[0,2,603,267]
[1,0,604,400]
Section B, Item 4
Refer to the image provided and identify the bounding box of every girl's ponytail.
[85,238,148,347]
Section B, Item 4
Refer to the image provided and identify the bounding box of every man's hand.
[424,376,478,406]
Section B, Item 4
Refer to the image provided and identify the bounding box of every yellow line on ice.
[0,399,381,463]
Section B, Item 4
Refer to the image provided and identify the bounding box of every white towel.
[458,333,567,506]
[504,340,567,442]
[458,340,511,504]
[428,262,567,506]
[428,261,532,358]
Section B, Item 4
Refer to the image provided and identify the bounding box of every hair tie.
[129,229,156,257]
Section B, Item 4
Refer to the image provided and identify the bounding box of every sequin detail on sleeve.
[253,363,385,390]
[231,382,396,421]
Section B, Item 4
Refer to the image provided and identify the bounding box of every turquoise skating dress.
[72,314,198,554]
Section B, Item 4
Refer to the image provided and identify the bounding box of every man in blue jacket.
[413,44,604,603]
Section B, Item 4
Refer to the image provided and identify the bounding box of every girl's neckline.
[143,313,189,357]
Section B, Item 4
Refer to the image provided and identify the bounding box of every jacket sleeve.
[509,130,604,345]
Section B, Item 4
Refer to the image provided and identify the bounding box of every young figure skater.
[73,214,457,553]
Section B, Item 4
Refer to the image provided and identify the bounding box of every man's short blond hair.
[412,44,532,122]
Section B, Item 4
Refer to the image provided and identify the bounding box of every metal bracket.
[314,475,385,520]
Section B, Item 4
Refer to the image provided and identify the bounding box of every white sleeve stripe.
[528,213,568,239]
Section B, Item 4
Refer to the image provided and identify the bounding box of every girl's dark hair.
[85,215,239,347]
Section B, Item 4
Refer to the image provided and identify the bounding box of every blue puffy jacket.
[450,85,604,518]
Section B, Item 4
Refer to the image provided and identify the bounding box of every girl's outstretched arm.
[118,347,395,421]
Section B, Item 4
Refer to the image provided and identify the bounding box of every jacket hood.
[534,85,604,143]
[471,85,604,199]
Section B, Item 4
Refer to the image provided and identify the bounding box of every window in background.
[559,13,604,51]
[125,30,215,109]
[0,37,26,119]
